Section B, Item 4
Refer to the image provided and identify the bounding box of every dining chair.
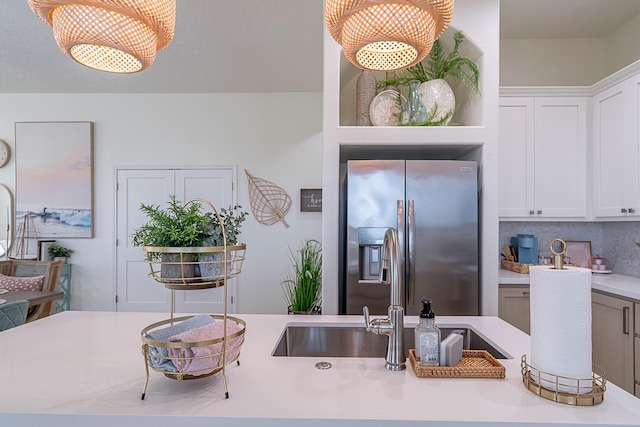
[0,260,63,322]
[0,299,29,331]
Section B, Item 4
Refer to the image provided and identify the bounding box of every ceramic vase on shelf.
[356,70,377,126]
[401,80,427,125]
[418,79,456,125]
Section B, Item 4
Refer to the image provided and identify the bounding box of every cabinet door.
[592,80,640,218]
[498,285,530,334]
[533,98,587,217]
[592,291,635,394]
[635,303,640,398]
[498,98,534,218]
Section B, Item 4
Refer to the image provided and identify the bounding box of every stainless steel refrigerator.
[344,159,478,316]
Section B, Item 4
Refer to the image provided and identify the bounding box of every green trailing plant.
[48,243,73,258]
[202,205,248,246]
[282,239,322,313]
[131,195,209,260]
[378,31,480,94]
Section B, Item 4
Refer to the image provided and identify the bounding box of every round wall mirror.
[0,184,12,259]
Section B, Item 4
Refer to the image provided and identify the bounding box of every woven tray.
[501,260,536,274]
[409,349,506,378]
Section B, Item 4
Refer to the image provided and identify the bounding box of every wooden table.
[2,290,64,306]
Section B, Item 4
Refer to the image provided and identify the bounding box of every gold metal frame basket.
[521,355,606,406]
[139,198,247,400]
[141,315,246,382]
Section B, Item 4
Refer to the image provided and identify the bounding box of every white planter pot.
[418,79,455,125]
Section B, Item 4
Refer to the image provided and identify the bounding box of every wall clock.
[0,140,10,168]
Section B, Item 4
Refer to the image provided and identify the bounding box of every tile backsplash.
[499,221,640,277]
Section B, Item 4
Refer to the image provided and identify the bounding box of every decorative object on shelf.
[52,242,72,266]
[8,214,39,260]
[401,80,428,125]
[245,169,291,228]
[37,240,55,261]
[47,242,73,263]
[370,90,406,126]
[356,70,377,126]
[418,78,456,124]
[282,239,322,315]
[15,122,93,238]
[325,0,453,71]
[378,31,479,125]
[300,189,322,212]
[27,0,176,73]
[0,140,10,168]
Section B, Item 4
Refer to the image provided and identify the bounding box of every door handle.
[623,306,630,335]
[407,200,415,308]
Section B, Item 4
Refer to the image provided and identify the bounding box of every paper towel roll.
[529,266,593,393]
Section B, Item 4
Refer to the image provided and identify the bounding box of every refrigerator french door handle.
[407,200,415,308]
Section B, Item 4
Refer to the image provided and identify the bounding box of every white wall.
[0,92,323,314]
[501,13,640,86]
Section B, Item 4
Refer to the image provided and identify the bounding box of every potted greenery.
[198,205,248,278]
[282,239,322,314]
[379,31,480,125]
[132,195,210,279]
[48,242,73,263]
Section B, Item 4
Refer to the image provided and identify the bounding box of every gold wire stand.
[139,198,246,400]
[521,355,606,406]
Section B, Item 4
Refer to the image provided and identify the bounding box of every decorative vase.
[356,70,377,126]
[160,253,196,279]
[401,80,427,125]
[287,305,321,315]
[197,252,223,279]
[418,79,456,125]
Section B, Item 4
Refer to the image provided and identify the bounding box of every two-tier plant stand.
[139,199,246,400]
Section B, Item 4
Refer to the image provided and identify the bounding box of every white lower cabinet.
[498,285,530,334]
[591,291,635,394]
[499,97,587,219]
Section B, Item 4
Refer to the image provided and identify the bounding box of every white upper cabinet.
[593,75,640,218]
[499,97,587,219]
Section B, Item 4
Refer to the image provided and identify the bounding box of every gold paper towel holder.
[521,356,606,406]
[550,238,567,269]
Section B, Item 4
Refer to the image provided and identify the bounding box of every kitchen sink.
[271,323,511,359]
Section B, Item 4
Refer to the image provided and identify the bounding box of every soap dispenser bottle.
[415,299,441,366]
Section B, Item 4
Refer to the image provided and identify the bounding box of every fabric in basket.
[144,314,214,372]
[168,320,243,374]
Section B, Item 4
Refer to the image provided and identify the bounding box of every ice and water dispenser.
[357,227,388,281]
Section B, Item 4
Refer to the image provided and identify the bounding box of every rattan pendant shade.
[325,0,454,71]
[28,0,176,73]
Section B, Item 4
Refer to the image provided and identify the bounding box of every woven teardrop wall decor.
[245,169,292,228]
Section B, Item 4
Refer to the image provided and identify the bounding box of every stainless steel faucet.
[363,227,406,371]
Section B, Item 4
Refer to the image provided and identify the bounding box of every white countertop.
[499,268,640,301]
[1,311,640,426]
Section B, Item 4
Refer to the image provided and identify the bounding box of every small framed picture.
[565,240,592,268]
[300,188,322,212]
[38,240,56,261]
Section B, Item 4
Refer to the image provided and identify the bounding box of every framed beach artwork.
[15,122,93,239]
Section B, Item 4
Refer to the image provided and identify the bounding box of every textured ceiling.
[1,0,639,93]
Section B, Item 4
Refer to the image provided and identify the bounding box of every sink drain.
[315,361,332,370]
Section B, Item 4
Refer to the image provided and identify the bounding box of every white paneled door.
[115,168,236,314]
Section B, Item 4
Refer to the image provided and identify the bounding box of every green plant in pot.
[48,243,73,263]
[198,205,248,279]
[282,239,322,314]
[379,30,480,126]
[131,195,209,279]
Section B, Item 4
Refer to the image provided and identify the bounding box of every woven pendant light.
[28,0,176,73]
[325,0,454,71]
